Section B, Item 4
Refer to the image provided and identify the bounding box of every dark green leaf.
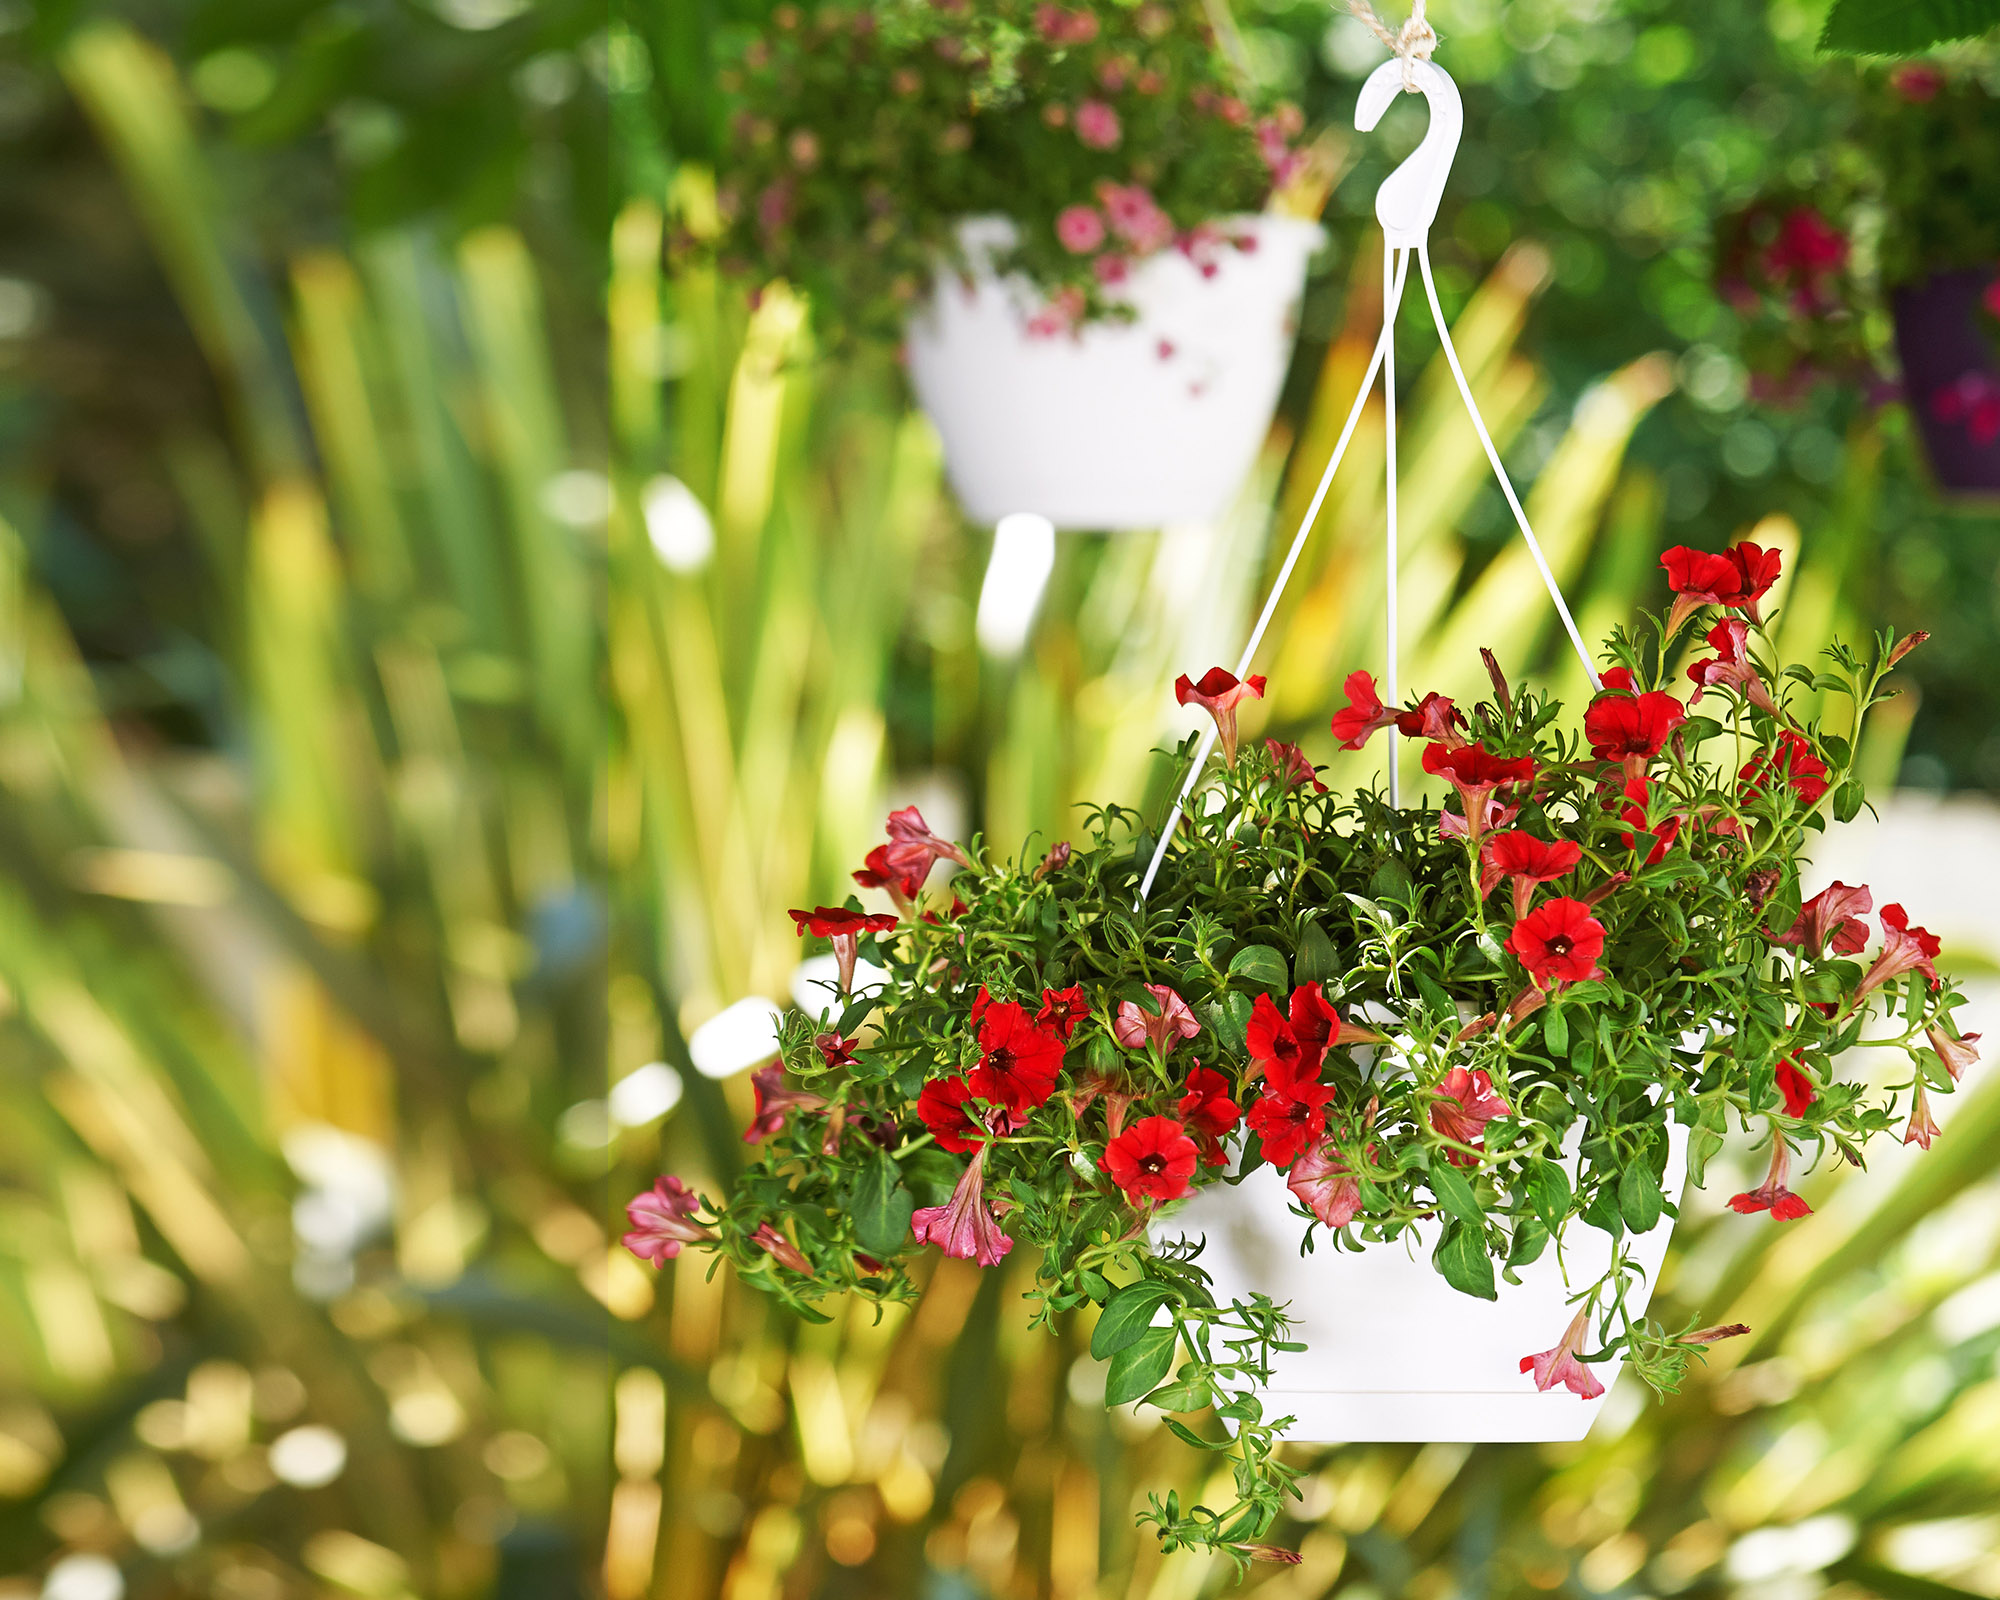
[1618,1159,1664,1234]
[1228,944,1290,992]
[1435,1219,1497,1300]
[850,1152,915,1256]
[1294,920,1338,984]
[1833,778,1866,823]
[1368,856,1415,902]
[1105,1323,1178,1405]
[1090,1280,1177,1360]
[1508,1216,1550,1268]
[1543,1002,1569,1057]
[1164,1418,1231,1451]
[1428,1157,1482,1223]
[1688,1125,1724,1189]
[1525,1159,1571,1227]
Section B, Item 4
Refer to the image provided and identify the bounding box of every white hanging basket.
[904,214,1324,531]
[1158,1121,1689,1442]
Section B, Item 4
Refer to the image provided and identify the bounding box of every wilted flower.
[911,1145,1013,1266]
[853,843,922,914]
[742,1063,827,1142]
[623,1176,713,1264]
[1519,1306,1605,1400]
[1904,1079,1941,1150]
[814,1032,859,1071]
[1772,880,1872,955]
[1100,1115,1200,1203]
[1775,1057,1815,1118]
[1687,617,1779,714]
[1113,983,1201,1056]
[1264,738,1327,792]
[751,1222,813,1274]
[1926,1023,1981,1082]
[1173,667,1267,766]
[1034,840,1072,880]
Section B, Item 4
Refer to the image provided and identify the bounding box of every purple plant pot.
[1891,267,2000,495]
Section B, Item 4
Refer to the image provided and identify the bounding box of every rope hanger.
[1137,8,1600,902]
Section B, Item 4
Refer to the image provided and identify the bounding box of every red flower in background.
[1430,1067,1511,1165]
[1926,1024,1981,1082]
[1584,689,1687,772]
[966,999,1066,1113]
[1619,776,1682,865]
[1775,1058,1816,1118]
[1480,830,1583,920]
[1905,1080,1942,1150]
[1424,742,1536,845]
[1506,898,1606,987]
[884,805,974,887]
[1687,618,1779,715]
[1520,1306,1605,1400]
[1856,904,1943,999]
[1175,666,1267,765]
[789,904,899,992]
[1112,983,1201,1056]
[1397,691,1466,745]
[751,1222,813,1274]
[1739,730,1830,807]
[1101,1115,1201,1203]
[742,1064,828,1143]
[912,1145,1014,1266]
[1247,1058,1335,1167]
[1331,671,1398,749]
[1177,1066,1241,1167]
[623,1176,714,1265]
[918,1075,988,1154]
[1730,1136,1811,1220]
[1036,985,1091,1041]
[1772,880,1872,955]
[1662,541,1782,634]
[1265,738,1328,792]
[1288,1142,1363,1229]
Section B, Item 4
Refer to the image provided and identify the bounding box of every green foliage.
[1820,0,2000,56]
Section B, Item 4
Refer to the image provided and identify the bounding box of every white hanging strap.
[1415,245,1601,692]
[1382,236,1401,809]
[1136,249,1412,902]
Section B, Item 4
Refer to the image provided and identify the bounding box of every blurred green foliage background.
[0,2,1998,1599]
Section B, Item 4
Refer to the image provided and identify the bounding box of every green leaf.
[1428,1157,1482,1223]
[1508,1216,1551,1268]
[1294,920,1338,984]
[1434,1219,1497,1300]
[1820,0,2000,57]
[1525,1159,1571,1227]
[850,1153,915,1256]
[1164,1418,1231,1451]
[1228,944,1290,992]
[1105,1323,1178,1405]
[1543,1003,1568,1057]
[1680,715,1724,746]
[1833,778,1866,824]
[1368,856,1414,903]
[1141,1376,1213,1414]
[1090,1280,1177,1360]
[1618,1159,1664,1234]
[1688,1125,1724,1189]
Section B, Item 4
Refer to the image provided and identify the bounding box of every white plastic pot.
[904,215,1325,531]
[1159,1119,1689,1442]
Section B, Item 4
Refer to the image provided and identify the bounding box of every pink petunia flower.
[751,1222,813,1274]
[1288,1142,1362,1229]
[911,1143,1013,1266]
[1074,99,1121,149]
[1429,1066,1510,1166]
[1855,903,1942,1000]
[1904,1079,1941,1150]
[1687,617,1779,715]
[1519,1305,1606,1400]
[1926,1024,1981,1082]
[622,1176,713,1264]
[1055,204,1106,254]
[1113,983,1201,1057]
[1771,880,1873,956]
[742,1063,827,1143]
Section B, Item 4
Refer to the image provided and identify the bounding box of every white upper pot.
[904,215,1325,531]
[1159,1116,1689,1443]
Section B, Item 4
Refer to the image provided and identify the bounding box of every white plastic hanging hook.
[1354,58,1462,249]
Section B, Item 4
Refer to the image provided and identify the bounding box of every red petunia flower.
[742,1064,828,1143]
[1506,898,1606,987]
[1035,985,1091,1041]
[1584,689,1687,774]
[1423,742,1537,846]
[1480,831,1583,921]
[1330,671,1399,749]
[1246,985,1350,1079]
[1926,1024,1981,1082]
[814,1032,859,1071]
[1904,1080,1941,1150]
[1662,540,1782,635]
[1177,1065,1241,1167]
[788,905,900,993]
[1599,666,1639,693]
[1430,1066,1510,1166]
[1775,1058,1816,1118]
[1175,667,1267,766]
[1246,1058,1335,1168]
[1397,691,1466,745]
[1100,1115,1201,1204]
[1855,903,1942,1000]
[1772,880,1872,956]
[966,999,1066,1114]
[1619,776,1682,866]
[918,1075,987,1154]
[853,844,923,913]
[911,1144,1014,1266]
[883,805,974,889]
[1288,1142,1362,1229]
[1739,730,1830,807]
[1687,617,1779,715]
[1112,983,1201,1057]
[1725,541,1783,624]
[1729,1135,1811,1220]
[1264,738,1328,792]
[1519,1305,1605,1400]
[751,1222,813,1274]
[623,1176,714,1265]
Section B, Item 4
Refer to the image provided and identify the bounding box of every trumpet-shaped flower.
[1853,903,1942,1000]
[623,1176,713,1264]
[1100,1115,1200,1203]
[1480,831,1583,920]
[1926,1024,1981,1082]
[1506,898,1606,987]
[1288,1142,1362,1229]
[1519,1306,1606,1400]
[1174,667,1267,765]
[1775,1058,1816,1118]
[742,1064,827,1143]
[1584,689,1687,774]
[1424,742,1536,845]
[788,905,899,992]
[751,1222,812,1274]
[911,1144,1013,1266]
[1246,1057,1335,1168]
[1772,880,1873,956]
[1739,730,1830,807]
[966,998,1066,1114]
[1904,1079,1941,1150]
[1687,617,1779,714]
[1430,1066,1510,1165]
[1330,671,1399,749]
[852,844,923,912]
[918,1075,987,1154]
[1246,986,1349,1079]
[884,805,973,887]
[1177,1065,1241,1167]
[1729,1135,1812,1220]
[1264,738,1327,792]
[1113,983,1200,1056]
[1036,985,1091,1041]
